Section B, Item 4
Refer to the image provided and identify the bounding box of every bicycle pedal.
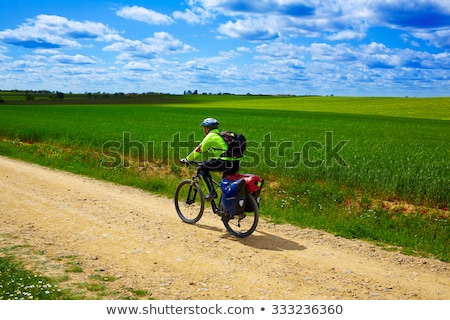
[203,193,217,201]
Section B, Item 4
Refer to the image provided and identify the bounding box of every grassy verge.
[0,234,152,300]
[0,256,68,300]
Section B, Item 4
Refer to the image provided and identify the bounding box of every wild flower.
[0,258,64,300]
[277,190,302,209]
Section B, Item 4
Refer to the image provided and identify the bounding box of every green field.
[0,94,449,261]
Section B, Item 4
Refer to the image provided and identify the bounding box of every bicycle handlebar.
[180,159,202,166]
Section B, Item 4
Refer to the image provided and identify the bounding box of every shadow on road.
[233,230,307,251]
[189,224,307,252]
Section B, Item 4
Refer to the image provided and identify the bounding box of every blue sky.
[0,0,449,96]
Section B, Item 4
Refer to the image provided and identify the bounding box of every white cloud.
[5,59,47,70]
[190,49,240,65]
[218,18,279,40]
[145,32,196,54]
[33,48,61,55]
[326,29,367,41]
[412,29,450,49]
[50,54,97,65]
[103,32,196,61]
[116,6,174,25]
[198,0,450,46]
[209,1,370,41]
[237,46,251,53]
[123,61,154,71]
[0,45,10,61]
[173,9,200,24]
[173,6,215,24]
[308,43,357,62]
[0,14,118,49]
[0,52,11,62]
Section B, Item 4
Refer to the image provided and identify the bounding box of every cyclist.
[181,118,240,200]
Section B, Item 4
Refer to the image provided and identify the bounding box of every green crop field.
[0,94,449,261]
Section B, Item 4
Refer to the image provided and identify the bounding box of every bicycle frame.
[192,172,222,214]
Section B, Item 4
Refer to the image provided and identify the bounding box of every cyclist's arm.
[185,131,226,161]
[186,135,211,161]
[186,143,202,161]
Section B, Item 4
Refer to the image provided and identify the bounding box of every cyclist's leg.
[198,162,218,199]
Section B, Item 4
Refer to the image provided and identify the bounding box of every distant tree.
[0,98,5,104]
[55,91,65,100]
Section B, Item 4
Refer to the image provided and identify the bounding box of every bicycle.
[174,161,262,238]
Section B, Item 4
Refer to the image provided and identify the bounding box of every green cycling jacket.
[186,129,234,161]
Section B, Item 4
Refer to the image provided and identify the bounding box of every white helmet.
[200,118,219,129]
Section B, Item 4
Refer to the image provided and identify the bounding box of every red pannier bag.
[224,174,264,212]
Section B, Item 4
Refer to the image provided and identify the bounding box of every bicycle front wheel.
[222,193,259,238]
[174,179,205,223]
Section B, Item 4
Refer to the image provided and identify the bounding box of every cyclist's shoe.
[204,191,217,201]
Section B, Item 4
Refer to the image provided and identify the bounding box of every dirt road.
[0,156,448,300]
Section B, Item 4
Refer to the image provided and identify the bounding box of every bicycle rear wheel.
[222,193,259,238]
[174,179,205,223]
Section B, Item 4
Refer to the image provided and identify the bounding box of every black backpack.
[217,131,246,158]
